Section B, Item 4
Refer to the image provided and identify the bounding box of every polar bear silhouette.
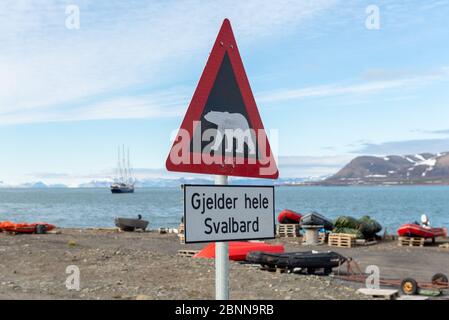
[204,111,256,155]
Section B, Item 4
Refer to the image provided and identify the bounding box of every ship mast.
[122,144,127,184]
[117,146,123,183]
[127,147,133,185]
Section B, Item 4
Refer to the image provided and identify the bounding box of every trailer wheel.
[401,278,418,295]
[431,273,448,284]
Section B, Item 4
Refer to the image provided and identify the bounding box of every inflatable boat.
[300,212,334,230]
[246,250,346,274]
[277,209,302,224]
[0,221,55,234]
[397,223,447,239]
[193,242,285,261]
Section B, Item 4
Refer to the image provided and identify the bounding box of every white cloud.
[2,1,447,125]
[279,155,353,167]
[354,138,449,156]
[257,67,449,103]
[0,0,337,125]
[0,88,189,125]
[278,155,353,177]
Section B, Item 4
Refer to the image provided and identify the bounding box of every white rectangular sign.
[184,185,275,243]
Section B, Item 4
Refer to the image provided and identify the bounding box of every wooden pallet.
[178,223,185,234]
[276,224,300,238]
[438,243,449,249]
[328,233,356,248]
[357,288,399,300]
[177,249,199,257]
[398,236,425,247]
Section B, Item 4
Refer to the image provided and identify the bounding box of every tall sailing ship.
[110,145,135,194]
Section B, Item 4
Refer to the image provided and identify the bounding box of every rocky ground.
[0,229,448,300]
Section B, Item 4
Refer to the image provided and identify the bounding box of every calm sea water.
[0,186,448,232]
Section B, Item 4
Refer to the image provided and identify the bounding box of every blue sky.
[1,0,449,185]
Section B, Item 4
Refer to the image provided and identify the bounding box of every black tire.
[401,278,418,295]
[307,268,316,275]
[324,268,332,275]
[431,273,448,284]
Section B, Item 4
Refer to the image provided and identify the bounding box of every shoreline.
[2,184,449,190]
[1,228,448,300]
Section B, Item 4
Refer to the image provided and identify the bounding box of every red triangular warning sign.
[166,19,279,179]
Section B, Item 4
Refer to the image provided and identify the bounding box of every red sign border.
[166,19,279,179]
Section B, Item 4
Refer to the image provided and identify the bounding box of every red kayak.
[397,224,447,239]
[193,242,285,261]
[278,209,302,224]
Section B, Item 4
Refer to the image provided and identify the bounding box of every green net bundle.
[332,227,363,238]
[332,216,382,239]
[358,215,382,237]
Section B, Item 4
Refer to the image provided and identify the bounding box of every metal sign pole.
[215,175,229,300]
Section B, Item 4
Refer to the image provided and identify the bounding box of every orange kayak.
[0,221,55,234]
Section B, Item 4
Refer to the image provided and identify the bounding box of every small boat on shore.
[115,216,149,232]
[246,250,346,274]
[193,242,285,261]
[397,223,447,239]
[300,212,334,230]
[278,209,302,224]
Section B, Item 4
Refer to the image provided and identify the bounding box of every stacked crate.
[328,233,356,248]
[276,224,301,238]
[398,236,425,247]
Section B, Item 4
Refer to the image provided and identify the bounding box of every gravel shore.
[0,229,448,300]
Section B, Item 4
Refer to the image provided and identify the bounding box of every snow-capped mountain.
[323,152,449,185]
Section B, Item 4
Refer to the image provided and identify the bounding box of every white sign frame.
[183,184,275,243]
